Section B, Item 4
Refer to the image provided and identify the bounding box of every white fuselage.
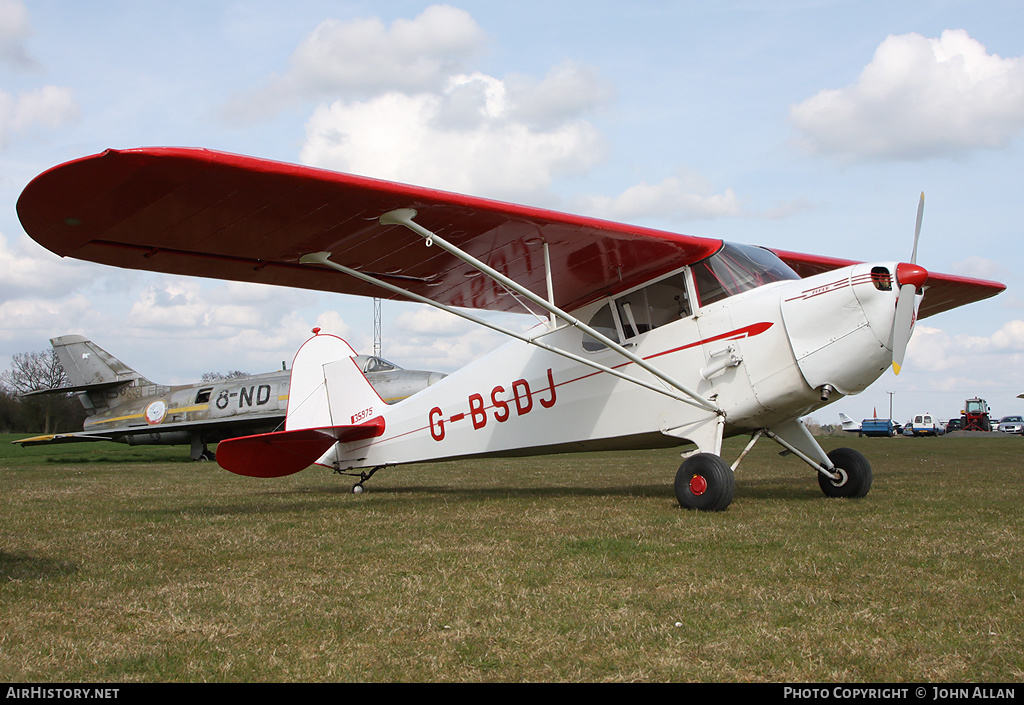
[312,259,914,471]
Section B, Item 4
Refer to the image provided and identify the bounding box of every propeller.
[891,193,928,375]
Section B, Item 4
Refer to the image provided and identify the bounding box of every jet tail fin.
[51,335,151,387]
[838,413,859,431]
[216,331,386,478]
[49,335,154,415]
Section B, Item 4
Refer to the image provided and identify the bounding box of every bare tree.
[201,370,251,383]
[1,349,72,433]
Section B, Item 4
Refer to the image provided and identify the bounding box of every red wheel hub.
[689,474,708,496]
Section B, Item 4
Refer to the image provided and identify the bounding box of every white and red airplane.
[18,147,1005,510]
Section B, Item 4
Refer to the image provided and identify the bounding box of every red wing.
[18,147,722,314]
[772,249,1005,320]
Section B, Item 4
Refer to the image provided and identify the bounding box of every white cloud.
[908,320,1024,373]
[0,293,96,342]
[380,306,516,372]
[791,29,1024,161]
[393,306,474,337]
[222,4,487,122]
[991,319,1024,351]
[0,85,78,148]
[243,5,748,217]
[300,71,608,201]
[125,280,326,339]
[107,279,357,378]
[949,255,1010,282]
[222,5,609,201]
[312,310,352,341]
[0,232,93,299]
[0,2,77,148]
[127,281,210,329]
[0,0,36,70]
[574,171,744,221]
[505,60,613,129]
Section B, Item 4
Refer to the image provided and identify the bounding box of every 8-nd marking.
[429,368,557,441]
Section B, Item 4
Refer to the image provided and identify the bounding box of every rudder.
[285,330,386,432]
[216,330,387,478]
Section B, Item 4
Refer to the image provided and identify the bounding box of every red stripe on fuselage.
[324,321,775,464]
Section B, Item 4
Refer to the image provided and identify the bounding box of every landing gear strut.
[708,423,873,508]
[190,435,215,462]
[334,465,386,494]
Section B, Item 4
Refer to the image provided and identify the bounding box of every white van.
[911,413,941,436]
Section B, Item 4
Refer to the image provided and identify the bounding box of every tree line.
[0,349,85,434]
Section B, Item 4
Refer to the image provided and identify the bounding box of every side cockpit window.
[582,303,621,352]
[583,270,692,352]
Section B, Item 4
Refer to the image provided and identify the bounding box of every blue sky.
[1,0,1023,427]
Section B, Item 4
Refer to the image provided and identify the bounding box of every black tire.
[675,453,735,511]
[819,447,873,499]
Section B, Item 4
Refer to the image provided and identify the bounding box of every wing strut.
[543,241,556,328]
[300,251,714,412]
[377,208,721,414]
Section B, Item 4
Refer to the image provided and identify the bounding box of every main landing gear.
[675,453,735,511]
[674,423,873,511]
[818,447,873,498]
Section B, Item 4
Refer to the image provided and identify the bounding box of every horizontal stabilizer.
[216,419,385,478]
[21,380,127,398]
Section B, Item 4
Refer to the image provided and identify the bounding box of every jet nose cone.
[896,262,928,291]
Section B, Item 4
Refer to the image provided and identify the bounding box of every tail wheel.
[675,453,735,511]
[819,447,873,499]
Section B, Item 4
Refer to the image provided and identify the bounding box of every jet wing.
[18,147,722,315]
[771,249,1004,320]
[13,432,117,447]
[12,414,285,448]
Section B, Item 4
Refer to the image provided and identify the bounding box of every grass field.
[1,432,1021,682]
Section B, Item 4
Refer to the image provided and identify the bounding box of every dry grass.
[1,433,1022,682]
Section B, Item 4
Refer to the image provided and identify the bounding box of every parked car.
[946,418,963,433]
[997,416,1024,434]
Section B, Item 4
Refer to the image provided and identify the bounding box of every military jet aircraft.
[14,333,445,460]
